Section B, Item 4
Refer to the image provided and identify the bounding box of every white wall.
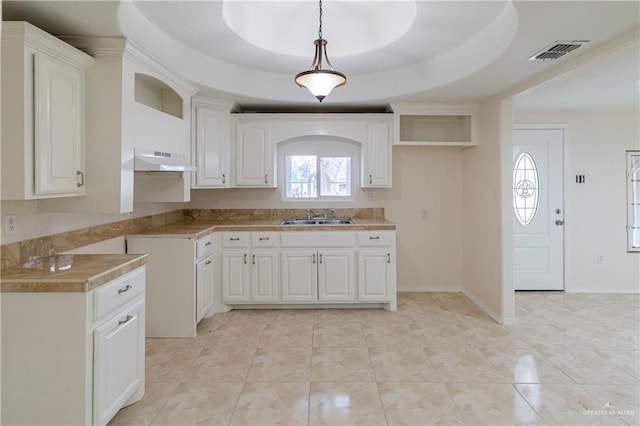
[187,141,465,292]
[514,109,640,293]
[462,98,515,324]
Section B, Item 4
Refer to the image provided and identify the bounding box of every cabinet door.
[318,249,356,302]
[362,121,391,188]
[281,250,317,302]
[251,250,279,303]
[94,301,144,425]
[234,123,275,187]
[35,52,84,195]
[194,106,230,187]
[358,249,392,302]
[221,250,250,302]
[196,254,215,321]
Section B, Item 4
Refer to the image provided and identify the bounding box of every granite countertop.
[1,253,148,293]
[127,218,396,239]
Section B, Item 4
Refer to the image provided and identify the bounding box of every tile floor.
[110,292,639,425]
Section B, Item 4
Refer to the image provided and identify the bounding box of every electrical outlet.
[3,215,17,235]
[421,209,428,220]
[597,254,605,264]
[367,191,375,200]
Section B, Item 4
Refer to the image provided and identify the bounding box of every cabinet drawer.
[196,234,214,259]
[222,233,249,248]
[357,231,394,246]
[251,232,279,248]
[280,232,354,248]
[94,267,145,322]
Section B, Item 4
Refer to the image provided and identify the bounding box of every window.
[285,154,352,199]
[513,151,540,226]
[627,151,640,252]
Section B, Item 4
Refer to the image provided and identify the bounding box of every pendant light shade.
[295,1,346,102]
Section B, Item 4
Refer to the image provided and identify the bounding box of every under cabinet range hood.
[134,148,196,172]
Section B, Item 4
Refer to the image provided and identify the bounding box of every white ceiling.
[3,0,639,110]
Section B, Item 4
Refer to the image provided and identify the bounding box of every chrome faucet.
[306,209,321,219]
[328,208,338,219]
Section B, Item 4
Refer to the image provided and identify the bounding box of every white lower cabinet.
[221,232,279,303]
[220,230,396,310]
[126,233,215,337]
[358,249,393,301]
[93,300,145,425]
[1,266,146,426]
[281,249,355,303]
[196,254,215,322]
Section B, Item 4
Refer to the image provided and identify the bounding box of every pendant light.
[295,0,346,102]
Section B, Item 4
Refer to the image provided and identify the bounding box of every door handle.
[555,220,564,226]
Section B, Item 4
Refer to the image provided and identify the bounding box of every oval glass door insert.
[513,151,540,226]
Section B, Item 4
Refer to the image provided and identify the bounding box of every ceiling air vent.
[529,40,589,61]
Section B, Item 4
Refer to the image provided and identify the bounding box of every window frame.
[283,152,354,202]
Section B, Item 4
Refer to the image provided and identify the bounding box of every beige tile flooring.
[110,292,639,425]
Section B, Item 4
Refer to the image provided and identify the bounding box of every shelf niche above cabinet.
[399,115,471,145]
[134,73,183,119]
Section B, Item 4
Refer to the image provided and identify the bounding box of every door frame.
[513,123,569,291]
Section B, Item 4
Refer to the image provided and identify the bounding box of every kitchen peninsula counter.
[0,253,148,293]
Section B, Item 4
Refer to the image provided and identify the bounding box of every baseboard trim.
[462,289,518,326]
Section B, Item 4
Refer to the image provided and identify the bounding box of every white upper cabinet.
[362,120,392,188]
[1,22,93,200]
[37,37,198,213]
[232,119,275,187]
[391,103,478,147]
[192,97,233,188]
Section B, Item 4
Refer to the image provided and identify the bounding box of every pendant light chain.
[318,0,323,39]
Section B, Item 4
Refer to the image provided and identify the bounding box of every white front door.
[513,128,564,290]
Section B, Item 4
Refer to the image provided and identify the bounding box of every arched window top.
[513,151,540,226]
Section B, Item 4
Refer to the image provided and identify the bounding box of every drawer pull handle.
[118,284,132,294]
[252,254,256,265]
[312,253,316,264]
[118,315,133,326]
[387,253,391,264]
[369,174,372,184]
[205,260,212,265]
[222,174,226,184]
[205,241,212,246]
[259,237,269,241]
[265,174,268,184]
[369,236,380,240]
[77,170,85,187]
[230,237,240,241]
[319,253,323,264]
[244,253,248,264]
